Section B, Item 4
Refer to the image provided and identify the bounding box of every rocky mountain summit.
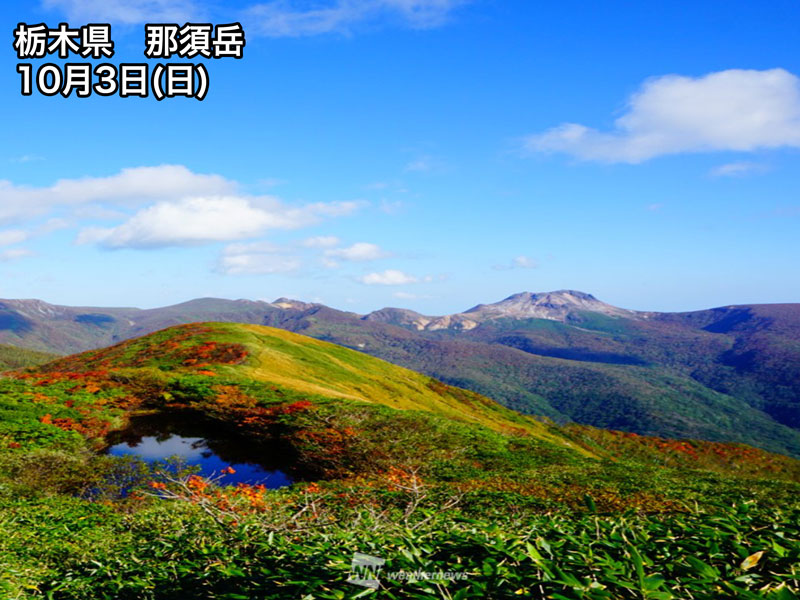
[362,290,641,331]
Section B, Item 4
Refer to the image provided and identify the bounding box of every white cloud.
[49,165,234,205]
[77,196,360,249]
[0,223,68,251]
[1,164,363,255]
[307,200,365,218]
[493,255,538,270]
[72,206,128,220]
[512,255,537,269]
[325,242,389,261]
[37,218,71,234]
[392,291,432,299]
[404,154,448,173]
[0,230,28,246]
[224,241,281,254]
[302,235,341,248]
[78,197,279,248]
[46,0,462,32]
[217,241,301,275]
[246,0,465,37]
[321,257,340,269]
[709,161,769,177]
[524,69,800,163]
[0,165,234,224]
[0,248,35,262]
[381,200,405,215]
[360,269,418,285]
[42,0,198,24]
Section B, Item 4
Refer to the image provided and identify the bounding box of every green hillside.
[34,322,573,448]
[0,343,57,370]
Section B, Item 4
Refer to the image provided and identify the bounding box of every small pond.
[105,411,300,488]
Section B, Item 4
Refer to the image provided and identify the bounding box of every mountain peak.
[363,307,431,328]
[462,289,635,322]
[271,298,319,311]
[500,290,598,304]
[363,290,638,333]
[519,289,595,300]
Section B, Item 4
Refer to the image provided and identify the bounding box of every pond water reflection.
[105,411,298,488]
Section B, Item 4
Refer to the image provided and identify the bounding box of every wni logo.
[347,552,385,589]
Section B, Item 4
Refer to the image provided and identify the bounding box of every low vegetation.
[0,343,57,370]
[0,323,798,599]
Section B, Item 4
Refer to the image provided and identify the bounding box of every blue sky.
[1,0,798,314]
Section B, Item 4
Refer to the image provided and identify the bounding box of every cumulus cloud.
[246,0,465,37]
[1,164,363,257]
[0,165,234,224]
[524,69,800,163]
[77,196,360,249]
[359,269,418,285]
[42,0,199,24]
[324,242,389,262]
[709,161,769,177]
[77,197,271,248]
[217,242,301,275]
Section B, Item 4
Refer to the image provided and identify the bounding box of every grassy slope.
[35,322,579,452]
[0,344,57,370]
[236,324,570,442]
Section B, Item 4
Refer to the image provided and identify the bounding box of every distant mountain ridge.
[1,289,639,350]
[363,290,642,331]
[2,291,800,457]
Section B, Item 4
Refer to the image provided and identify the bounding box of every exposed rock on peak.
[271,298,319,311]
[362,308,433,330]
[362,290,639,332]
[463,290,637,322]
[1,299,69,319]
